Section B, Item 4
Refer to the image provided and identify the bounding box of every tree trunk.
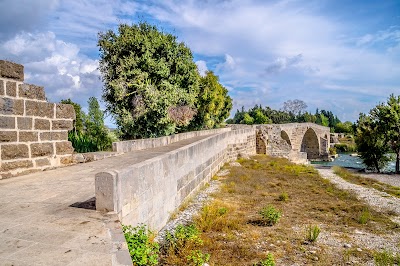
[396,151,400,174]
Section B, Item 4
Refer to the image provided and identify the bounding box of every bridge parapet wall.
[113,127,231,152]
[95,127,256,232]
[0,60,75,178]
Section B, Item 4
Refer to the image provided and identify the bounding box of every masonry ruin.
[0,60,75,178]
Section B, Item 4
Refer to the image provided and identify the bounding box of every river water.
[312,153,396,172]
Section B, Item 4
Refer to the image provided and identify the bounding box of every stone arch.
[300,128,320,160]
[280,130,292,148]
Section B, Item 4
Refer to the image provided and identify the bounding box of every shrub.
[195,203,231,232]
[305,224,321,243]
[254,253,275,266]
[163,224,210,266]
[278,192,289,202]
[259,205,281,226]
[122,224,159,266]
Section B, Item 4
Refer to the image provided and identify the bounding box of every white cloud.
[195,60,208,76]
[0,31,101,106]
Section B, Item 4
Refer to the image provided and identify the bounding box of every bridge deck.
[0,134,213,266]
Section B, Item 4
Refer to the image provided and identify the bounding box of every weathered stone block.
[0,60,24,81]
[56,141,74,155]
[40,131,68,141]
[18,84,46,100]
[34,119,50,130]
[35,158,51,167]
[17,117,32,130]
[1,160,33,171]
[19,131,38,142]
[0,116,15,129]
[0,80,4,95]
[56,104,75,119]
[0,98,24,115]
[1,144,29,160]
[25,101,54,118]
[52,120,73,130]
[30,143,54,157]
[6,81,17,97]
[60,155,73,165]
[0,131,17,142]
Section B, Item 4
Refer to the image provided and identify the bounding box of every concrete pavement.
[0,134,212,266]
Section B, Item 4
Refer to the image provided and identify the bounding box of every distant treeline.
[226,100,354,134]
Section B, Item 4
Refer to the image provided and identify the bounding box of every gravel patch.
[356,172,400,188]
[317,168,400,216]
[156,177,223,243]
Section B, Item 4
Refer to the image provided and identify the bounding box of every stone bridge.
[255,123,330,162]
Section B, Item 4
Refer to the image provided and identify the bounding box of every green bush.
[334,143,356,152]
[187,250,210,266]
[254,253,275,266]
[278,192,289,202]
[306,225,321,243]
[259,205,281,226]
[122,224,159,266]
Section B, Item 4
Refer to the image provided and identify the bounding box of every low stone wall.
[95,128,256,232]
[0,60,75,178]
[112,127,231,152]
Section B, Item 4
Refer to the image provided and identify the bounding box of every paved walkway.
[0,135,212,266]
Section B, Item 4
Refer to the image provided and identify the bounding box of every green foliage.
[305,225,321,243]
[189,71,232,129]
[334,121,354,134]
[358,208,371,224]
[98,22,200,139]
[163,224,210,266]
[62,97,115,152]
[123,224,159,266]
[374,250,400,266]
[278,192,289,202]
[334,143,356,153]
[186,250,210,266]
[374,94,400,173]
[259,205,281,226]
[68,131,97,153]
[329,147,337,155]
[241,113,255,125]
[355,113,391,172]
[254,253,275,266]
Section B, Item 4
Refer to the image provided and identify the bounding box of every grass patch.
[333,166,400,198]
[305,224,321,243]
[188,155,397,265]
[374,250,400,266]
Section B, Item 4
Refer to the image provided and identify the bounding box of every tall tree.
[189,71,232,129]
[355,113,390,173]
[374,94,400,173]
[98,22,199,139]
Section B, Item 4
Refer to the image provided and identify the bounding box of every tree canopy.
[98,22,231,139]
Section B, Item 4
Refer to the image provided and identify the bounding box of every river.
[312,153,397,172]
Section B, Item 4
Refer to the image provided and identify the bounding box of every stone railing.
[0,60,75,179]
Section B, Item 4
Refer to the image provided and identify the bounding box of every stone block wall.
[95,127,256,232]
[0,60,75,178]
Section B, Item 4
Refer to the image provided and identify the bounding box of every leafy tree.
[189,71,232,129]
[98,22,199,139]
[355,113,390,173]
[334,121,354,134]
[319,113,329,127]
[61,98,84,133]
[241,113,254,125]
[374,94,400,173]
[85,97,113,151]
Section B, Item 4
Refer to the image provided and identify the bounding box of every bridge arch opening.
[301,128,320,160]
[280,130,292,148]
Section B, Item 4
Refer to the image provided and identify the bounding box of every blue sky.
[0,0,399,126]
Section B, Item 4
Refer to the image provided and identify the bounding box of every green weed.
[305,224,321,243]
[259,205,281,226]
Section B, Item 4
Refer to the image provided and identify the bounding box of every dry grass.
[333,166,400,198]
[186,155,399,265]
